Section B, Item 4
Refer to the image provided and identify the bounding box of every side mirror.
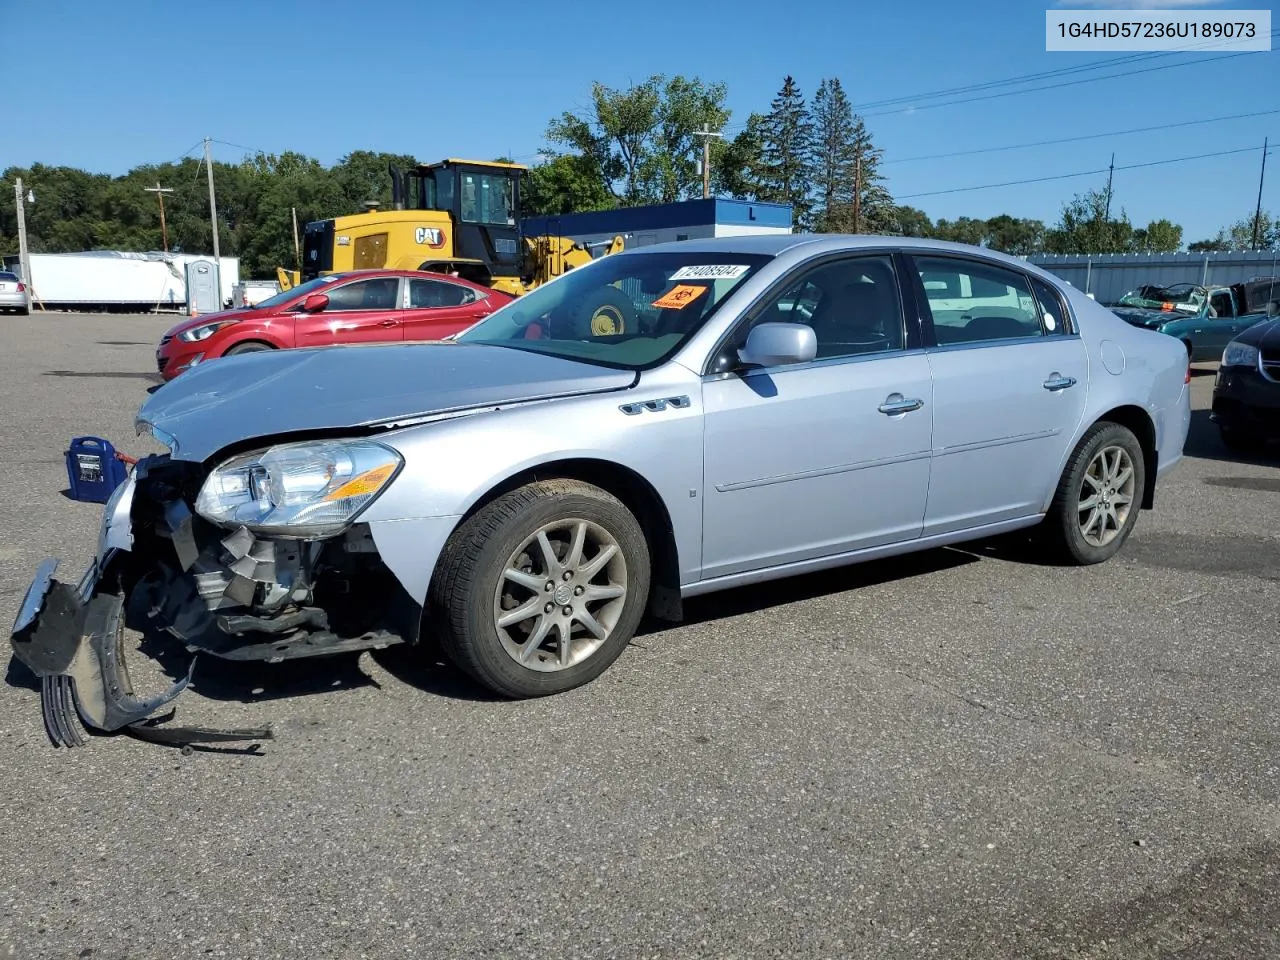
[737,322,817,368]
[301,293,329,313]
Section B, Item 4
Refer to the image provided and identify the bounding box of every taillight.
[15,282,24,293]
[1185,360,1191,384]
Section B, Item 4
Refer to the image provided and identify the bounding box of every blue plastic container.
[65,436,129,503]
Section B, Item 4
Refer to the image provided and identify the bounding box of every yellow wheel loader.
[287,159,623,297]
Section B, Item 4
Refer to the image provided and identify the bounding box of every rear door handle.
[379,318,399,327]
[878,393,924,415]
[1043,374,1077,391]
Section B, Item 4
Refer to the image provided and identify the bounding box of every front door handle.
[1043,373,1077,391]
[379,318,399,327]
[878,393,924,415]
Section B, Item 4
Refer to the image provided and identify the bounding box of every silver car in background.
[0,270,29,314]
[10,235,1191,747]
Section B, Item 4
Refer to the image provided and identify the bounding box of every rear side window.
[1029,276,1072,336]
[913,256,1047,345]
[409,278,477,308]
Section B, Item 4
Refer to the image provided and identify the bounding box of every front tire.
[1039,421,1146,565]
[429,479,651,698]
[225,341,273,356]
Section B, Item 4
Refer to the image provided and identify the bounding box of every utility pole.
[1104,152,1115,221]
[13,177,33,312]
[693,125,723,200]
[1252,137,1269,251]
[291,206,301,271]
[204,138,222,305]
[144,182,174,252]
[852,155,862,234]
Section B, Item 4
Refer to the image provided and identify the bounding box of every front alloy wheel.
[430,479,650,698]
[495,519,629,671]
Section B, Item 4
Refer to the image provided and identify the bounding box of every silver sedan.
[10,235,1191,747]
[0,271,28,313]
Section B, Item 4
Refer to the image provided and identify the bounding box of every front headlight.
[1222,341,1260,368]
[179,320,237,342]
[195,439,403,538]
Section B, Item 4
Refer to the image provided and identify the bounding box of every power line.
[861,50,1268,118]
[848,31,1278,112]
[884,107,1280,165]
[897,141,1275,199]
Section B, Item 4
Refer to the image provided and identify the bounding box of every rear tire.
[429,479,650,698]
[1038,421,1146,565]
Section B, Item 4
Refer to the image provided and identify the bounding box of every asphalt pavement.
[1,312,1278,959]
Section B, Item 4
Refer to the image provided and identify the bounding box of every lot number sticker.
[669,264,748,281]
[652,284,709,309]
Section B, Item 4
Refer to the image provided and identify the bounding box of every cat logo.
[415,227,446,248]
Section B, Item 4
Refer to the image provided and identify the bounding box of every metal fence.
[1026,250,1280,304]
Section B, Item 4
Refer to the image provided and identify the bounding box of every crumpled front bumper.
[11,554,274,750]
[9,555,196,747]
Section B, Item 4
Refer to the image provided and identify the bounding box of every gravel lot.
[2,312,1279,959]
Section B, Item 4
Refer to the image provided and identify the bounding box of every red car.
[156,269,511,380]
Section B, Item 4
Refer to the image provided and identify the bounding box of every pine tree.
[811,78,856,231]
[759,76,815,229]
[810,78,890,233]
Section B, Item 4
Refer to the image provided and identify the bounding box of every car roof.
[326,268,492,289]
[617,233,1062,279]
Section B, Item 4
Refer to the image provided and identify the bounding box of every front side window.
[459,172,515,225]
[325,277,400,312]
[409,278,477,308]
[455,252,771,369]
[744,255,905,359]
[914,256,1047,345]
[1209,290,1234,318]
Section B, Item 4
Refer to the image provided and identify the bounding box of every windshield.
[253,275,344,311]
[1121,283,1204,308]
[455,251,772,368]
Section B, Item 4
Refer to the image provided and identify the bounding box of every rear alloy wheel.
[430,479,650,698]
[1039,422,1145,565]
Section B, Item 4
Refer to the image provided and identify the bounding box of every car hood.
[137,342,637,463]
[1110,307,1190,329]
[164,304,276,337]
[1238,316,1280,347]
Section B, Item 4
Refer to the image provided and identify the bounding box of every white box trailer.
[6,251,240,311]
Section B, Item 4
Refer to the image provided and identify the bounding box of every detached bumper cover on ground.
[9,556,269,749]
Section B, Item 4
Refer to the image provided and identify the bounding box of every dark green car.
[1111,281,1276,362]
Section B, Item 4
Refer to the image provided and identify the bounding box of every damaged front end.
[11,445,422,750]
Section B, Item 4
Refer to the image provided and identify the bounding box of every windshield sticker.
[652,284,709,310]
[669,264,749,281]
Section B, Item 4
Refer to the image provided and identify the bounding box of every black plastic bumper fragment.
[11,580,271,751]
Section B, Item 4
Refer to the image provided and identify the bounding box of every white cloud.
[1057,0,1228,7]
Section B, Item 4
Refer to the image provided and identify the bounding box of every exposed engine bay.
[11,453,422,751]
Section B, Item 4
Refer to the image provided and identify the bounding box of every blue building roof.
[521,198,793,238]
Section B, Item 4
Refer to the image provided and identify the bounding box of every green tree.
[810,78,856,231]
[545,75,729,206]
[637,76,731,202]
[1043,188,1134,254]
[714,113,768,201]
[1204,211,1278,251]
[758,76,815,227]
[983,214,1046,255]
[871,204,933,237]
[933,217,987,247]
[1130,218,1183,253]
[521,154,616,217]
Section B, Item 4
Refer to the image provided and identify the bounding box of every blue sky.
[1,0,1275,242]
